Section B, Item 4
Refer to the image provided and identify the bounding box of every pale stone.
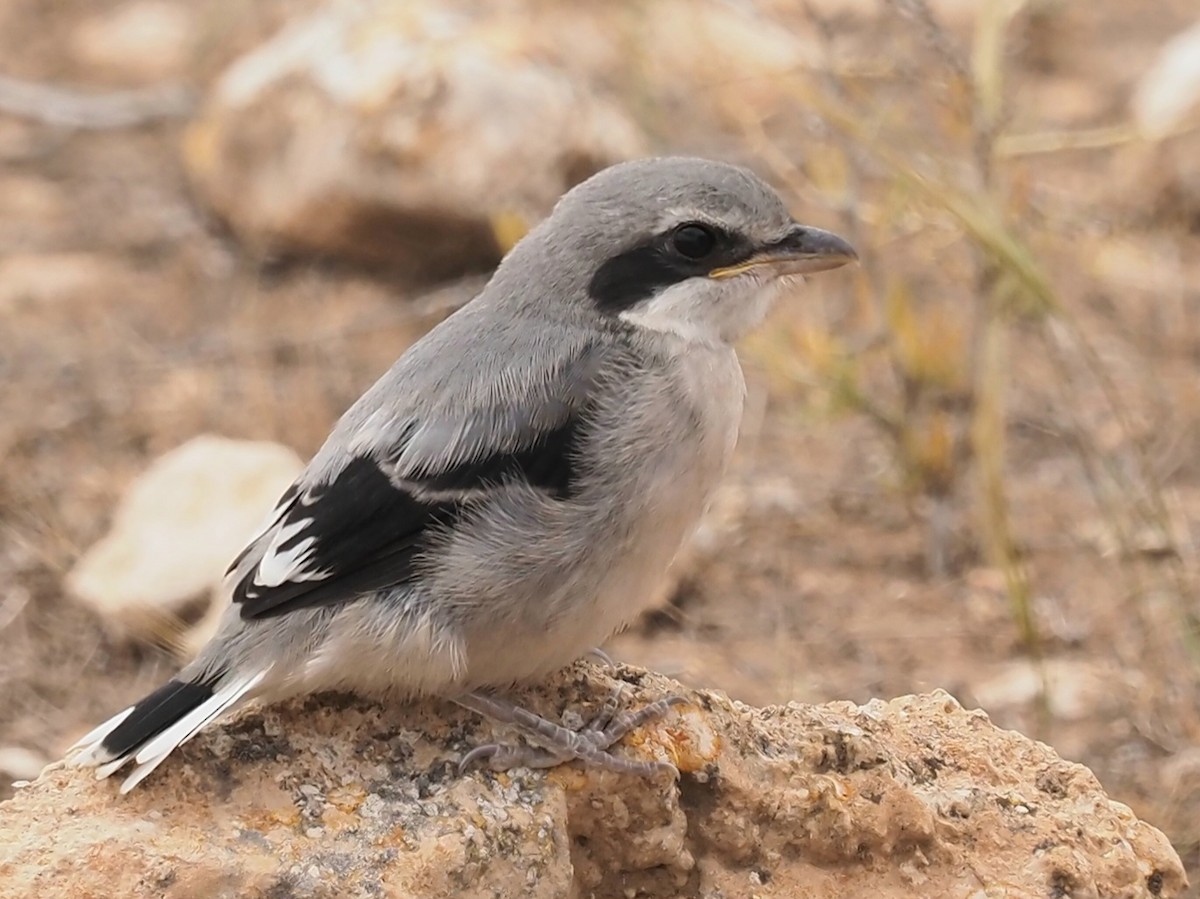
[972,658,1135,722]
[0,253,126,310]
[71,2,195,80]
[183,2,645,277]
[1133,19,1200,139]
[0,747,48,784]
[66,435,303,641]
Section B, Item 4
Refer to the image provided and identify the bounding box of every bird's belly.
[460,474,720,688]
[581,469,716,639]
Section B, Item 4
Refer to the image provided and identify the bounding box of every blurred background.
[2,0,1200,885]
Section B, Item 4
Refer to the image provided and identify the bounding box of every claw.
[584,647,616,668]
[453,690,686,777]
[458,743,500,774]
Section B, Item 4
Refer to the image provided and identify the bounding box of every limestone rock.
[183,2,645,278]
[0,667,1185,898]
[66,435,303,643]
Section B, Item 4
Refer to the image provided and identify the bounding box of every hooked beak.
[708,225,858,279]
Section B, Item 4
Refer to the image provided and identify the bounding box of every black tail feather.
[101,678,216,759]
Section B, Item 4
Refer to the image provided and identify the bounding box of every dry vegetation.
[2,0,1200,890]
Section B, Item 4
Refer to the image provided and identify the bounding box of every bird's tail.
[67,667,269,793]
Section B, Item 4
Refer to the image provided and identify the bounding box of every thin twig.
[0,74,194,129]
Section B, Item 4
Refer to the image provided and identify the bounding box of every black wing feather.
[233,412,585,621]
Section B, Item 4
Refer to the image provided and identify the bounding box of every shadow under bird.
[68,156,857,792]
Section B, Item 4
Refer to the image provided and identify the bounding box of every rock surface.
[181,0,843,277]
[66,435,303,644]
[0,666,1185,898]
[1129,18,1200,221]
[183,2,644,277]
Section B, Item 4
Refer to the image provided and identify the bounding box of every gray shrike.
[69,156,856,792]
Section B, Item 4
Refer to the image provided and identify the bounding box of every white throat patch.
[617,275,792,345]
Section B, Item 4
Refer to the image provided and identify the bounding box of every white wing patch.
[252,516,328,590]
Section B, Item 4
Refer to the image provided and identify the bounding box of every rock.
[181,0,835,276]
[0,253,122,311]
[1126,19,1200,222]
[1132,19,1200,140]
[70,2,196,81]
[622,0,814,108]
[66,435,303,644]
[1,667,1184,898]
[183,2,645,278]
[0,747,47,784]
[456,1,817,118]
[972,658,1134,722]
[800,0,980,26]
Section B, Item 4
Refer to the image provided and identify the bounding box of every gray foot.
[455,688,686,777]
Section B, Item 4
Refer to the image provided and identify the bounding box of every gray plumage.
[68,156,856,791]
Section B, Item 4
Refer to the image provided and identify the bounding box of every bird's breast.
[453,344,746,687]
[613,344,744,571]
[547,345,745,651]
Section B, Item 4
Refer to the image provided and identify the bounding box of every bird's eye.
[670,223,718,260]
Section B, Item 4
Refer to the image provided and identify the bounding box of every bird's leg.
[455,687,685,777]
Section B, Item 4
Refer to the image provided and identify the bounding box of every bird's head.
[495,156,857,345]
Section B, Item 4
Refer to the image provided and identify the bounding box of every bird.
[67,156,856,792]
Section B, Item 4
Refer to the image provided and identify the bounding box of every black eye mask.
[588,222,755,314]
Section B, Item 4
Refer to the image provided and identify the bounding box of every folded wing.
[229,333,610,621]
